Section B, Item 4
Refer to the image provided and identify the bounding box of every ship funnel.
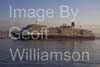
[71,22,75,27]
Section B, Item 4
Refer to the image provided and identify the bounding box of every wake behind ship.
[11,22,95,40]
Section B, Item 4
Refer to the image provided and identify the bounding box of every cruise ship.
[11,22,95,40]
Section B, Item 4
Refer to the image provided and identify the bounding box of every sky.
[0,0,100,31]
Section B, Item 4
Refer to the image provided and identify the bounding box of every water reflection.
[0,39,100,67]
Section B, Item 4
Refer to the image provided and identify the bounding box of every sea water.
[0,39,100,67]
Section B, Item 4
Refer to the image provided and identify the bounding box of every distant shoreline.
[0,33,9,39]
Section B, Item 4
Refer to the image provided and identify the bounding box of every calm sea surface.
[0,39,100,67]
